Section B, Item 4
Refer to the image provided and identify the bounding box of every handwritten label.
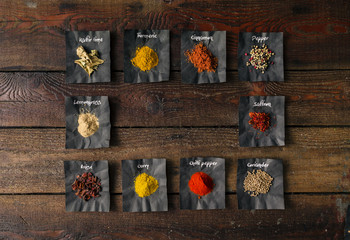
[252,36,269,43]
[253,100,271,107]
[137,164,149,169]
[73,100,102,106]
[79,35,104,44]
[81,164,92,170]
[137,32,158,39]
[247,162,269,168]
[189,159,217,168]
[191,34,214,41]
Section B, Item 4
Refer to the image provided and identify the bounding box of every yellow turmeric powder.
[134,173,159,198]
[131,46,159,71]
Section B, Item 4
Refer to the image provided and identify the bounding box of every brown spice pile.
[243,169,273,197]
[72,172,102,201]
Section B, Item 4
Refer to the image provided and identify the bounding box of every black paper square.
[345,205,350,239]
[122,159,168,212]
[239,96,285,147]
[124,30,170,83]
[180,157,225,210]
[66,31,111,83]
[237,158,284,210]
[238,32,283,82]
[181,31,226,84]
[64,160,110,212]
[65,96,111,149]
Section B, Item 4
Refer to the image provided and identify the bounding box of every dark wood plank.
[0,194,347,239]
[0,127,349,193]
[0,71,349,127]
[0,0,349,70]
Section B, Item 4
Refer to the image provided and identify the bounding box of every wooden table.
[0,0,349,239]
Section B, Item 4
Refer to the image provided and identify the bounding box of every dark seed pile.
[72,172,102,201]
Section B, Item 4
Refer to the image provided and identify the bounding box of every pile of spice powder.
[245,44,274,74]
[249,112,270,132]
[188,172,214,199]
[75,46,104,76]
[243,169,273,197]
[77,111,100,138]
[131,46,159,71]
[185,42,218,73]
[72,172,102,201]
[134,173,159,198]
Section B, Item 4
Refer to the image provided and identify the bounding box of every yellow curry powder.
[131,46,159,71]
[77,112,99,138]
[134,173,159,198]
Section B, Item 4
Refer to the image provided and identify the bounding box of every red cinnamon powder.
[188,172,214,199]
[185,42,218,73]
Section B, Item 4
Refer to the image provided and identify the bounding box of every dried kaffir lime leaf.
[74,46,104,76]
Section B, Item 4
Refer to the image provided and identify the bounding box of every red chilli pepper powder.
[249,112,271,132]
[72,172,102,201]
[188,172,215,199]
[185,42,218,73]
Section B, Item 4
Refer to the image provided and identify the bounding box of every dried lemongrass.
[243,169,273,197]
[75,46,104,76]
[77,109,99,138]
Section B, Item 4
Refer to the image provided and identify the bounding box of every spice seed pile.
[245,44,274,73]
[249,112,271,132]
[243,169,273,197]
[72,172,102,201]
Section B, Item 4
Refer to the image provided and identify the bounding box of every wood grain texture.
[0,127,349,194]
[0,0,349,70]
[0,71,349,127]
[0,194,347,240]
[0,1,349,239]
